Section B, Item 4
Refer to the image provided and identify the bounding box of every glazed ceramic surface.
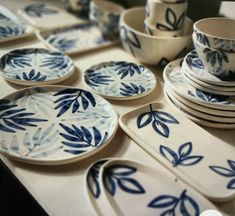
[119,103,235,201]
[37,22,118,55]
[18,2,79,29]
[146,0,187,31]
[193,34,235,81]
[84,61,157,100]
[0,5,33,43]
[61,0,90,13]
[183,50,235,87]
[163,59,235,110]
[0,48,74,86]
[166,84,235,117]
[194,18,235,52]
[119,7,192,66]
[0,86,118,165]
[164,87,235,129]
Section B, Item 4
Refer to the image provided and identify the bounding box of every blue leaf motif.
[179,156,204,166]
[137,112,152,128]
[117,177,145,194]
[228,179,235,189]
[104,174,116,196]
[178,142,192,158]
[148,195,178,208]
[115,62,144,79]
[24,3,58,17]
[160,145,178,166]
[154,111,179,124]
[152,119,170,138]
[120,82,145,96]
[180,193,200,216]
[15,69,47,81]
[228,160,235,171]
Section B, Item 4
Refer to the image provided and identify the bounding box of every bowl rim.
[120,7,192,40]
[91,0,125,13]
[193,17,235,41]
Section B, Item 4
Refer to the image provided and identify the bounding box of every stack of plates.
[163,51,235,128]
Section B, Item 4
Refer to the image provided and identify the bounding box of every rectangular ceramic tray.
[37,22,119,55]
[119,102,235,202]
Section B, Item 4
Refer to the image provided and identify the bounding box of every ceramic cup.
[144,17,184,37]
[61,0,91,15]
[89,0,124,38]
[146,0,187,31]
[194,17,235,53]
[193,33,235,81]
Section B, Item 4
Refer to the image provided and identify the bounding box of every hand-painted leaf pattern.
[148,195,178,208]
[24,3,58,17]
[115,62,144,79]
[15,69,47,81]
[120,82,145,96]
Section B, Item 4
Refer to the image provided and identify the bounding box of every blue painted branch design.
[15,69,47,81]
[53,88,96,117]
[209,160,235,189]
[103,164,146,196]
[24,3,58,17]
[0,99,47,133]
[137,104,179,138]
[160,142,203,167]
[156,8,185,31]
[120,26,141,57]
[84,69,113,87]
[46,36,77,52]
[148,189,200,215]
[186,50,204,69]
[195,32,210,47]
[0,26,25,38]
[120,83,145,96]
[204,48,228,67]
[59,123,108,155]
[87,159,108,198]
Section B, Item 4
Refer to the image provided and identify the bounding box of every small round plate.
[83,61,157,100]
[0,86,118,165]
[0,48,75,86]
[183,50,235,87]
[163,59,235,111]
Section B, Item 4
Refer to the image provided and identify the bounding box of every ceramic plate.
[165,85,235,123]
[95,158,218,215]
[37,22,119,55]
[183,50,235,87]
[119,103,235,201]
[84,61,157,100]
[18,2,79,30]
[0,48,75,86]
[0,5,33,43]
[163,58,235,111]
[166,84,235,117]
[0,86,118,165]
[164,87,235,129]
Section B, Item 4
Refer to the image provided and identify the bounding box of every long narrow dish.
[119,102,235,201]
[97,158,218,215]
[37,22,119,55]
[0,48,75,86]
[0,5,34,43]
[0,86,118,165]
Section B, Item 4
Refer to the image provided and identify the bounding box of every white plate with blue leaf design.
[0,86,118,165]
[183,50,235,87]
[0,48,75,86]
[90,158,218,215]
[163,58,235,111]
[119,103,235,201]
[0,5,34,43]
[37,22,119,55]
[83,61,157,100]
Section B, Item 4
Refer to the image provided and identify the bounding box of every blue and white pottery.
[96,158,218,215]
[183,50,235,87]
[163,58,235,111]
[0,86,118,165]
[193,34,235,81]
[38,22,118,54]
[84,61,157,100]
[0,48,75,86]
[194,18,235,52]
[89,0,124,39]
[0,5,33,43]
[119,103,235,201]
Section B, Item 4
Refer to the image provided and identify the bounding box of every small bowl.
[146,0,187,31]
[61,0,90,15]
[120,7,193,66]
[193,33,235,81]
[89,0,124,38]
[144,17,184,37]
[194,18,235,52]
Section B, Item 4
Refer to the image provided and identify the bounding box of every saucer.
[84,61,157,100]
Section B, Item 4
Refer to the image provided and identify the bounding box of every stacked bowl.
[163,17,235,129]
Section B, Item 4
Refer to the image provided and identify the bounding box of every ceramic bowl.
[194,17,235,53]
[120,7,193,66]
[89,0,124,38]
[144,17,184,37]
[61,0,90,15]
[193,33,235,81]
[146,0,187,31]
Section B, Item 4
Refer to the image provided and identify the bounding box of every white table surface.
[0,1,235,215]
